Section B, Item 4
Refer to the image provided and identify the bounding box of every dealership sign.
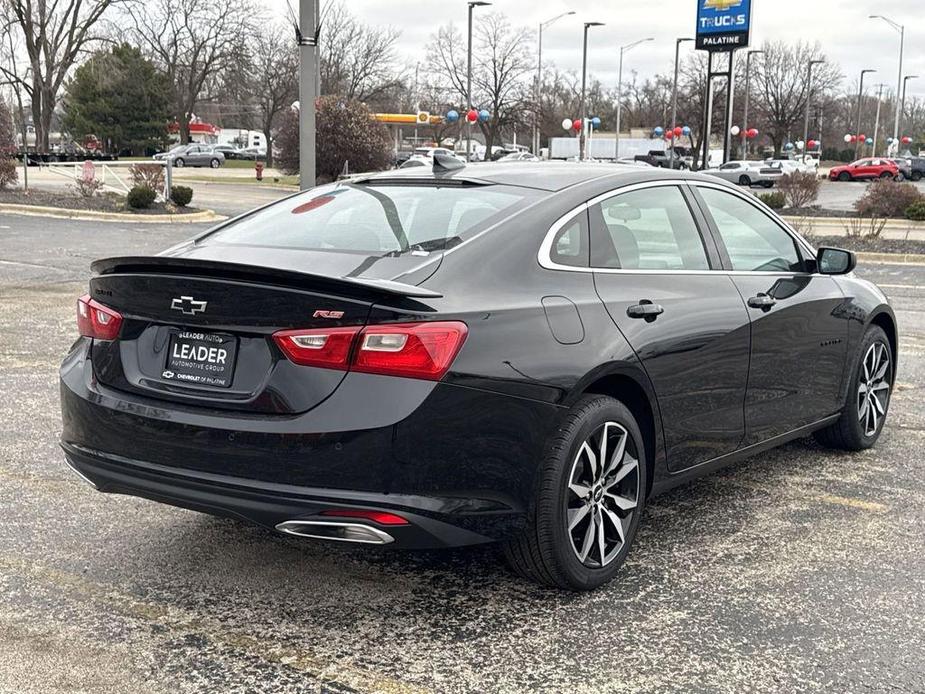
[696,0,752,51]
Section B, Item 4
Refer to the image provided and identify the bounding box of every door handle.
[747,293,777,310]
[626,301,664,322]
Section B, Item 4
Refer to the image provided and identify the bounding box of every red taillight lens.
[320,509,409,525]
[77,294,123,340]
[353,322,468,380]
[272,326,361,368]
[272,321,467,381]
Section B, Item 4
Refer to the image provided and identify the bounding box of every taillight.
[272,321,467,381]
[77,294,123,340]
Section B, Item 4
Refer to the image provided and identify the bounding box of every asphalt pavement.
[1,213,924,693]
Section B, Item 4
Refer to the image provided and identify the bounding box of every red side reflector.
[77,294,123,341]
[320,509,409,525]
[272,326,361,369]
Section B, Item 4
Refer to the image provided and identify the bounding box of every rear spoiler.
[91,256,444,299]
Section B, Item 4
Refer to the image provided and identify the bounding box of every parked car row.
[153,143,268,168]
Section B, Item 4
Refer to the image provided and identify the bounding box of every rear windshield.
[202,183,536,255]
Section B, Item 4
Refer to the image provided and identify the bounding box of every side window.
[698,187,804,273]
[589,186,710,271]
[549,212,589,268]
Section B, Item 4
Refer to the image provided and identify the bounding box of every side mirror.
[817,247,856,275]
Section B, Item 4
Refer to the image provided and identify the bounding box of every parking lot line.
[809,494,888,513]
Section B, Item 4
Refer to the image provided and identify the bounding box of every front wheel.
[738,175,752,186]
[173,157,185,168]
[912,172,923,182]
[210,158,221,168]
[838,171,851,182]
[814,325,893,451]
[504,395,646,591]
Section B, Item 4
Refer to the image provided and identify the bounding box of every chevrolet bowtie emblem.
[704,0,743,9]
[170,296,208,315]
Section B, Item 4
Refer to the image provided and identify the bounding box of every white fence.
[37,160,173,201]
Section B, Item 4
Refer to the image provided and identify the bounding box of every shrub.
[758,191,786,209]
[170,185,193,207]
[0,158,17,190]
[129,163,165,192]
[127,185,156,209]
[72,172,103,197]
[855,178,924,218]
[905,201,925,221]
[777,170,820,208]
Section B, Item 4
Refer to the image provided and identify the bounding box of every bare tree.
[319,1,403,105]
[426,13,533,154]
[127,0,257,143]
[249,22,297,168]
[2,0,120,151]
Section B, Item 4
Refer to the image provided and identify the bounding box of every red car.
[829,158,899,182]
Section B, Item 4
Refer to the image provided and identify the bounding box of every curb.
[0,203,227,224]
[856,251,925,265]
[781,216,925,232]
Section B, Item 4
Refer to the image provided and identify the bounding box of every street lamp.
[534,10,576,156]
[872,83,886,156]
[466,1,491,162]
[615,37,654,161]
[870,14,905,144]
[670,38,694,168]
[900,75,919,145]
[579,22,605,161]
[855,68,877,159]
[802,59,825,161]
[741,49,764,159]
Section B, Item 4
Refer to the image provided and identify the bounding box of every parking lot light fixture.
[535,11,576,156]
[466,1,492,163]
[855,69,877,159]
[870,15,905,144]
[615,37,654,161]
[579,22,605,161]
[900,75,919,144]
[803,59,825,161]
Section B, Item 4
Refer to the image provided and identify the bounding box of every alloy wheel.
[566,422,640,569]
[857,342,891,437]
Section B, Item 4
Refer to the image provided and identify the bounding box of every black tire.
[503,395,647,591]
[762,181,774,188]
[912,172,922,182]
[738,175,752,186]
[838,171,851,182]
[210,158,221,168]
[880,172,894,180]
[173,157,185,168]
[814,325,893,451]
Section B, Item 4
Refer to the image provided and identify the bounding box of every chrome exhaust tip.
[275,520,395,545]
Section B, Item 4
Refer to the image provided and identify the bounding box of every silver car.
[703,160,783,188]
[154,144,225,168]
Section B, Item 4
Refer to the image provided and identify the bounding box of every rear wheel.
[210,158,221,169]
[504,395,646,591]
[838,171,851,182]
[173,157,185,168]
[814,325,892,451]
[880,171,894,180]
[738,175,752,186]
[912,171,922,182]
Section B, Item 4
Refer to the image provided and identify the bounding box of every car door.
[589,182,751,472]
[692,183,850,444]
[855,159,875,179]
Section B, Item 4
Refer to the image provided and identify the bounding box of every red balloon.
[902,136,913,144]
[850,135,858,143]
[673,126,683,137]
[666,130,675,139]
[466,109,478,123]
[807,139,817,149]
[859,134,866,141]
[571,118,582,131]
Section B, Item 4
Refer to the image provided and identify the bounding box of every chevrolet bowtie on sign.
[697,0,752,51]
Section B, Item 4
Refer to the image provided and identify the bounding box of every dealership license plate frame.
[163,329,239,389]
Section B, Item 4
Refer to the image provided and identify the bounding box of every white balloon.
[730,126,741,136]
[562,118,573,131]
[796,140,805,150]
[844,134,852,143]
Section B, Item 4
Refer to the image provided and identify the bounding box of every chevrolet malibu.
[60,159,897,591]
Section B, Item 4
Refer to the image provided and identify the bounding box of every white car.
[764,157,817,174]
[497,152,540,162]
[704,160,784,188]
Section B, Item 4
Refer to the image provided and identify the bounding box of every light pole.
[579,22,605,161]
[870,14,905,144]
[670,38,694,168]
[467,1,491,163]
[802,59,824,162]
[900,75,919,147]
[614,37,654,161]
[534,11,575,156]
[741,49,764,159]
[855,68,876,159]
[298,0,318,190]
[872,83,885,156]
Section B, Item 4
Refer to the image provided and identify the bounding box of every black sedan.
[60,159,897,591]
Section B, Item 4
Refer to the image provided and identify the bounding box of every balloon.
[784,142,795,151]
[478,109,490,123]
[730,125,741,136]
[673,126,683,137]
[591,116,602,129]
[466,109,478,123]
[807,140,817,150]
[866,137,873,145]
[654,126,664,136]
[667,130,675,139]
[562,118,573,131]
[682,126,691,136]
[795,140,804,150]
[572,119,583,131]
[850,135,858,143]
[446,110,459,123]
[859,134,866,141]
[748,129,759,139]
[844,134,853,143]
[902,136,913,144]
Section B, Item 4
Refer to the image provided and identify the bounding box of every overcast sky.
[276,0,923,100]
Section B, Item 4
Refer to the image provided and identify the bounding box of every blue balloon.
[445,110,459,123]
[591,116,602,129]
[866,137,874,145]
[784,142,795,151]
[478,109,490,123]
[682,126,691,136]
[654,126,664,136]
